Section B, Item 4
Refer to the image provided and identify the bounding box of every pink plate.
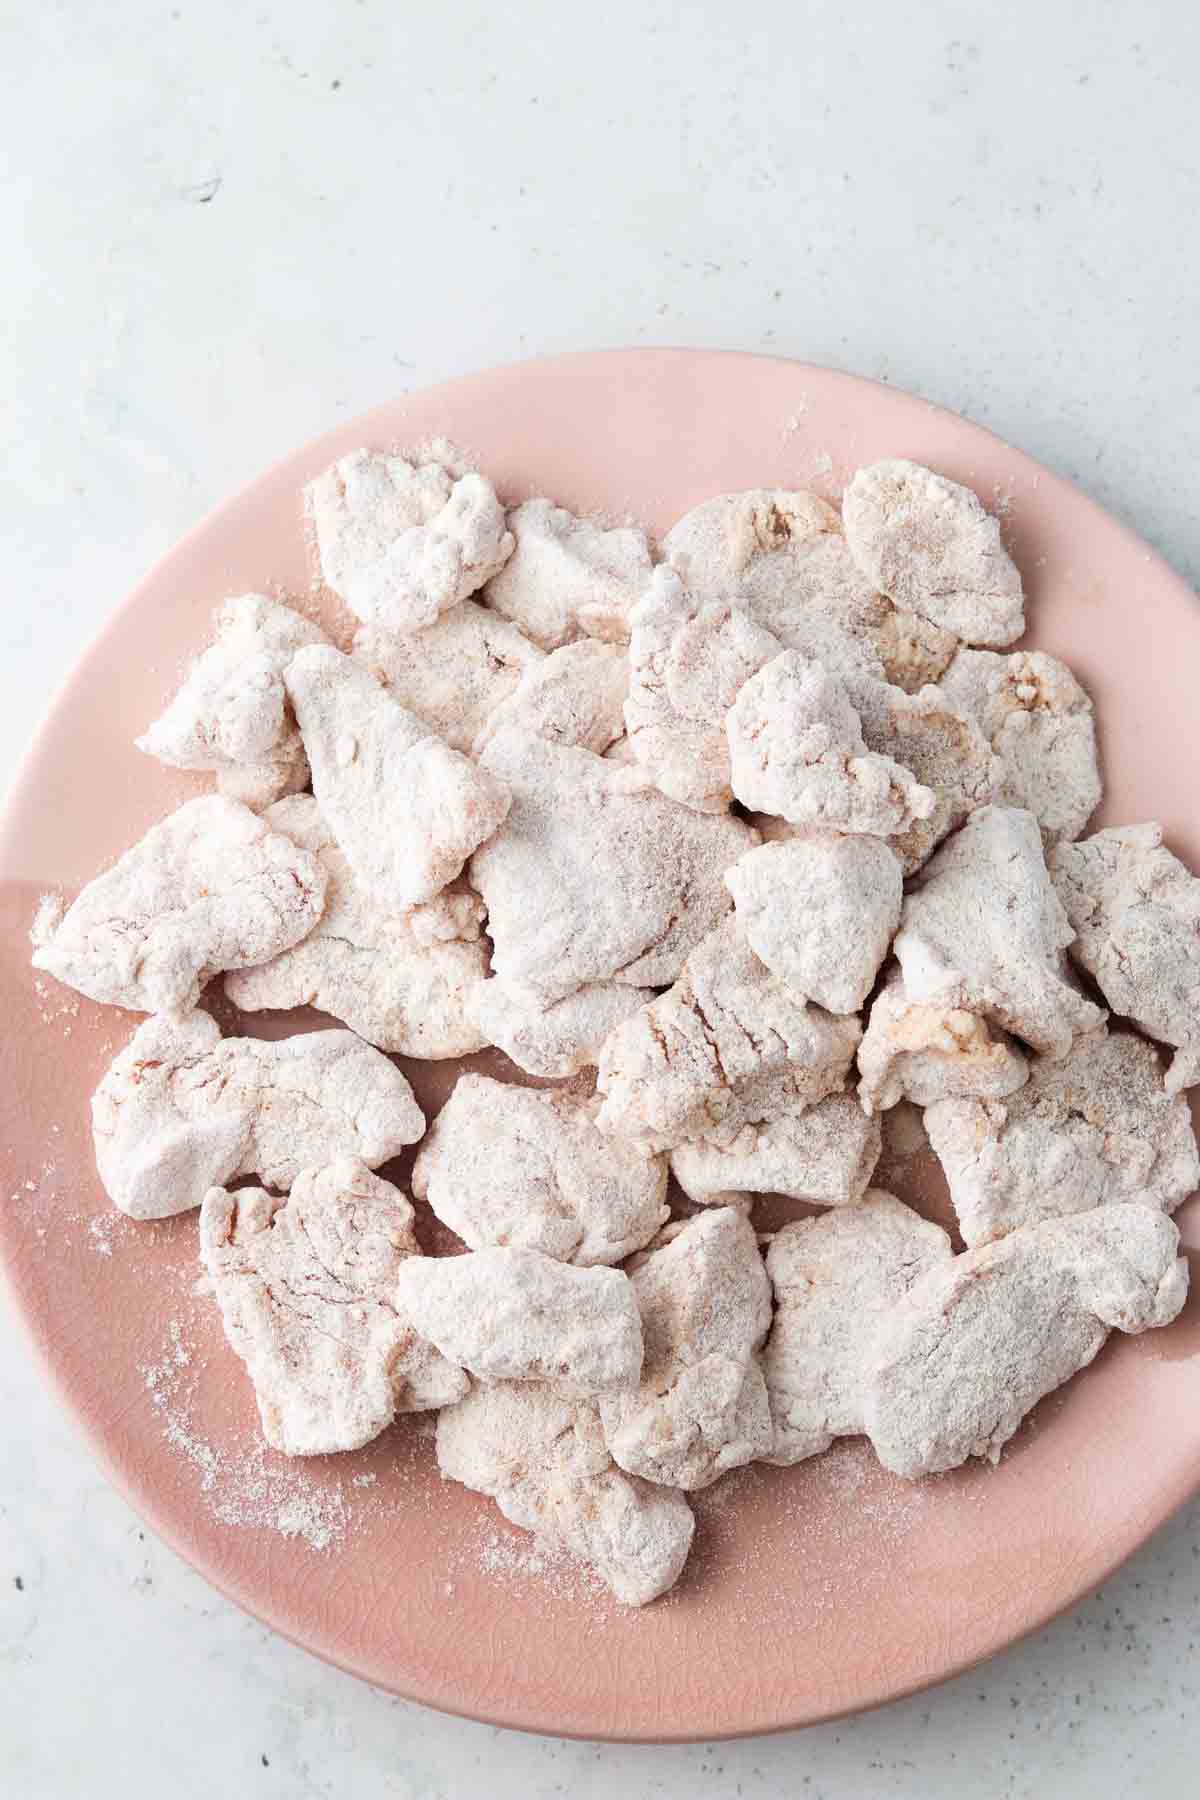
[2,350,1197,1742]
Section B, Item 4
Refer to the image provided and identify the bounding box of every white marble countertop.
[3,3,1198,1794]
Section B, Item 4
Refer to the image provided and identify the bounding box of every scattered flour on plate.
[9,1153,71,1244]
[781,398,810,437]
[688,1438,991,1630]
[139,1321,352,1552]
[32,970,81,1036]
[88,1216,114,1257]
[478,1528,556,1579]
[443,1509,619,1616]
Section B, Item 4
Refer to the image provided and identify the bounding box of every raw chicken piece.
[940,648,1101,845]
[598,1208,773,1489]
[483,497,654,649]
[353,602,542,753]
[869,606,959,695]
[307,443,512,632]
[31,795,326,1015]
[473,639,629,755]
[437,1382,694,1605]
[200,1159,466,1456]
[670,1093,881,1209]
[411,1074,668,1265]
[726,652,936,837]
[842,459,1025,646]
[1050,822,1200,1094]
[468,977,654,1077]
[864,1204,1188,1477]
[471,730,755,1002]
[743,812,802,845]
[91,1011,424,1219]
[136,593,325,808]
[595,918,861,1152]
[223,796,489,1057]
[623,566,782,813]
[661,486,956,690]
[762,1192,953,1465]
[857,966,1028,1114]
[849,677,1001,874]
[925,1025,1199,1247]
[284,645,510,911]
[724,833,902,1012]
[392,1247,643,1399]
[893,805,1104,1059]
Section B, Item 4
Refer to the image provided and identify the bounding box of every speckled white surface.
[3,2,1198,1793]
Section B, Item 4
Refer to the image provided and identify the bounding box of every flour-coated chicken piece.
[91,1011,423,1219]
[725,832,902,1012]
[285,645,511,911]
[1050,822,1200,1095]
[763,1192,953,1465]
[307,442,512,632]
[623,566,782,813]
[940,647,1101,846]
[223,795,489,1057]
[856,965,1028,1115]
[200,1159,466,1456]
[483,497,654,649]
[471,729,755,1003]
[473,639,629,756]
[595,918,861,1152]
[848,676,1001,874]
[864,1204,1187,1477]
[925,1025,1199,1247]
[598,1208,774,1490]
[353,602,542,753]
[393,1246,644,1400]
[31,795,326,1015]
[842,459,1024,646]
[136,593,325,808]
[411,1074,668,1265]
[670,1092,881,1209]
[662,486,957,691]
[436,1382,694,1605]
[726,652,936,837]
[468,976,654,1077]
[893,805,1104,1059]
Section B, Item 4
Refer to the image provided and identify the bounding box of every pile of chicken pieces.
[31,443,1199,1607]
